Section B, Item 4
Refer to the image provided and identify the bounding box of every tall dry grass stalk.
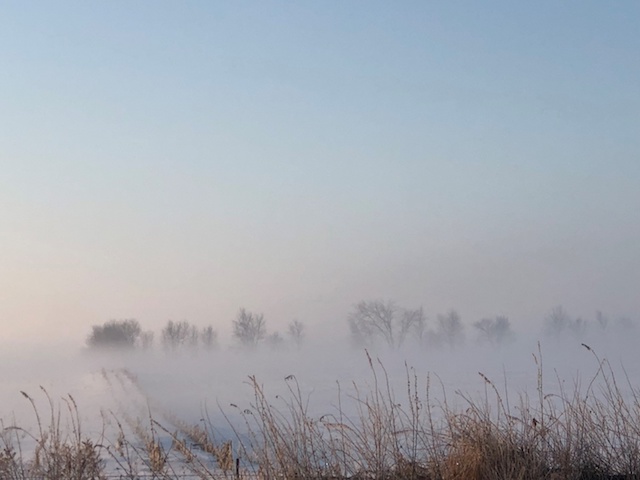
[1,387,105,479]
[3,345,640,479]
[225,345,640,479]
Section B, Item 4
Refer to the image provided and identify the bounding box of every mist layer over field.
[1,315,640,478]
[3,325,639,439]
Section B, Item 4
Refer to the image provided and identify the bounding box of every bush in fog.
[473,315,514,346]
[162,320,198,350]
[140,330,154,350]
[348,300,426,349]
[86,319,141,349]
[266,331,285,350]
[161,320,217,351]
[287,319,305,349]
[614,316,638,333]
[200,325,218,350]
[233,308,267,348]
[595,310,638,335]
[544,306,587,339]
[429,310,465,348]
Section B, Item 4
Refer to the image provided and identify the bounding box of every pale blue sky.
[1,2,638,343]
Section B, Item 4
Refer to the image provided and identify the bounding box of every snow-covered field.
[1,332,639,477]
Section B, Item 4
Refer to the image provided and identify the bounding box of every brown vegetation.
[2,345,640,479]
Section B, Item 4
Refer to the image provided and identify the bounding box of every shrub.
[86,319,141,350]
[161,320,198,351]
[544,306,588,339]
[473,315,514,346]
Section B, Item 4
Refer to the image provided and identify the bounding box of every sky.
[1,1,639,345]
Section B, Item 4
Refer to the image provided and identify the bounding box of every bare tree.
[87,319,141,350]
[434,310,465,348]
[200,325,218,350]
[544,306,571,337]
[473,316,514,346]
[399,307,426,346]
[287,319,305,349]
[544,306,587,339]
[233,308,267,348]
[348,300,396,348]
[161,320,198,351]
[348,300,425,349]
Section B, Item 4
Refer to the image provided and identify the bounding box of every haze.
[1,2,638,347]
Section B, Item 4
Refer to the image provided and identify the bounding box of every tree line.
[86,310,305,352]
[347,300,509,349]
[86,302,637,351]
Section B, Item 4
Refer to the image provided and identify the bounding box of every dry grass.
[3,345,640,479]
[1,388,105,479]
[226,345,640,479]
